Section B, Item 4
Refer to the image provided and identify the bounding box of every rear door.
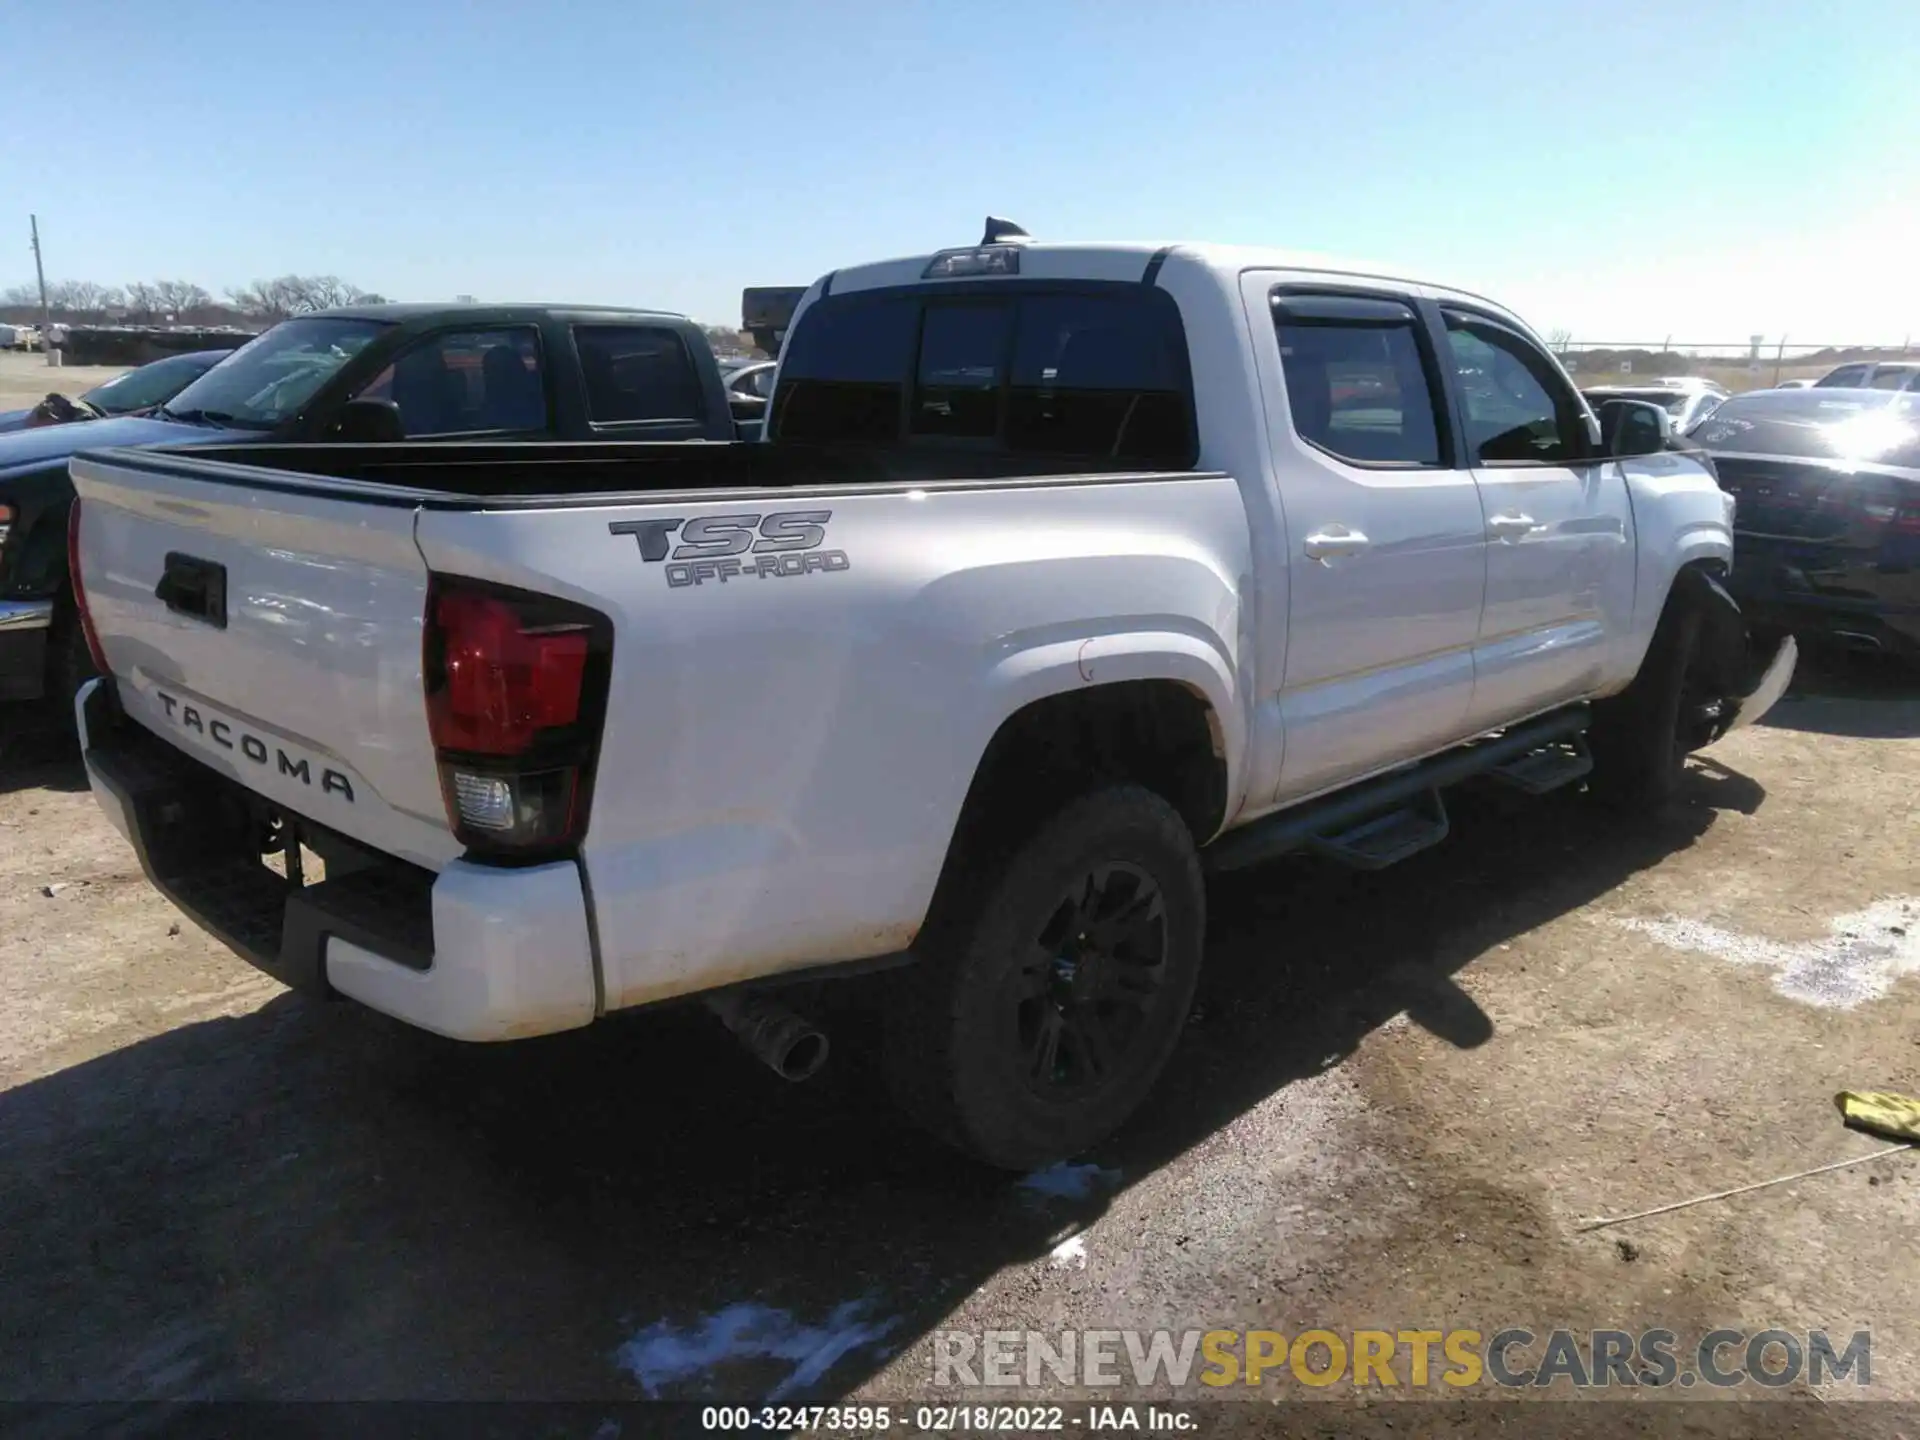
[1438,306,1634,728]
[1245,277,1487,802]
[70,451,458,870]
[343,325,554,438]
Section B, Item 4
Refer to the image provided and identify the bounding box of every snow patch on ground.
[615,1296,900,1402]
[1620,898,1920,1009]
[1018,1162,1121,1202]
[1049,1234,1088,1269]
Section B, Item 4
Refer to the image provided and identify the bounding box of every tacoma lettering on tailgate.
[154,690,355,801]
[609,511,851,588]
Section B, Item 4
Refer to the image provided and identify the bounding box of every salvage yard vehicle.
[1580,376,1728,436]
[0,303,739,704]
[66,224,1796,1168]
[0,348,236,435]
[1692,385,1920,660]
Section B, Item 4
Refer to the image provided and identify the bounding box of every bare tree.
[123,281,160,320]
[226,274,380,320]
[153,279,213,317]
[1547,327,1574,354]
[0,283,39,307]
[48,280,124,318]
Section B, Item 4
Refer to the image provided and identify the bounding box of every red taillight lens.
[427,590,589,755]
[423,577,610,860]
[66,498,110,673]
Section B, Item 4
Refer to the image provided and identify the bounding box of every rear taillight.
[0,500,13,551]
[423,576,612,861]
[65,499,109,672]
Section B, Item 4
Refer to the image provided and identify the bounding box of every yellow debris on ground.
[1835,1091,1920,1143]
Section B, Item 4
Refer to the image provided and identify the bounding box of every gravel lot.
[0,351,128,412]
[1,654,1916,1431]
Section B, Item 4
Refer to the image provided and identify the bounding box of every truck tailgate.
[70,453,460,870]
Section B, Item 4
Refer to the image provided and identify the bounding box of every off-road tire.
[1588,593,1706,809]
[882,785,1205,1170]
[45,597,98,731]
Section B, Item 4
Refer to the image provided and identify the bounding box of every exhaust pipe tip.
[707,991,830,1083]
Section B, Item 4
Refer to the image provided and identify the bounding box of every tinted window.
[1819,365,1870,387]
[575,326,703,424]
[1691,391,1920,469]
[1869,366,1919,392]
[771,288,1194,464]
[354,328,548,436]
[166,316,389,429]
[1274,302,1442,466]
[774,296,918,443]
[1007,293,1192,461]
[81,351,225,415]
[913,303,1010,438]
[1444,315,1584,464]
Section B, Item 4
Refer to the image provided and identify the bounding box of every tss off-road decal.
[610,511,850,588]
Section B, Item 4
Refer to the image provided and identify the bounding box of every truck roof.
[304,301,694,324]
[822,239,1499,307]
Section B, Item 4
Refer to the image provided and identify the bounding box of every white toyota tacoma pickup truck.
[68,224,1795,1167]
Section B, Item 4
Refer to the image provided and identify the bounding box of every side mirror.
[1598,398,1673,457]
[729,394,768,425]
[328,397,405,443]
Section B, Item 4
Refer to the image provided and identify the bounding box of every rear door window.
[1869,366,1919,392]
[354,327,548,437]
[574,325,705,424]
[1272,294,1445,466]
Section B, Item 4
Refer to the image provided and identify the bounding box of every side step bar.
[1207,705,1590,874]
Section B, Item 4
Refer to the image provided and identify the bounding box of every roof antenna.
[982,216,1032,245]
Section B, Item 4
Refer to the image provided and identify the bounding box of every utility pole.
[29,213,51,334]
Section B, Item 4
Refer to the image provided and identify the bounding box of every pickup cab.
[0,303,738,704]
[67,227,1795,1167]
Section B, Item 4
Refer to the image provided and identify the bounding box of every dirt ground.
[0,351,128,412]
[1,652,1916,1434]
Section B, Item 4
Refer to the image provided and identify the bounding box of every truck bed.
[81,440,1184,505]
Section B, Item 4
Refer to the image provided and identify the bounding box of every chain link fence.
[1553,339,1915,392]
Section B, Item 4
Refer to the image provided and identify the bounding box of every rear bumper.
[0,599,53,702]
[78,678,598,1041]
[1728,539,1920,655]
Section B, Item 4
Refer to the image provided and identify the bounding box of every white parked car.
[1581,376,1729,434]
[67,225,1794,1166]
[1814,360,1920,392]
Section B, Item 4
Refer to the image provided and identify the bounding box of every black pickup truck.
[0,303,743,707]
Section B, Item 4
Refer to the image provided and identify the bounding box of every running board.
[1308,789,1449,870]
[1207,704,1591,874]
[1487,735,1593,796]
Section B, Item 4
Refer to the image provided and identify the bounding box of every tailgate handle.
[155,552,228,629]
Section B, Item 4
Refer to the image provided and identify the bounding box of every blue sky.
[6,0,1916,342]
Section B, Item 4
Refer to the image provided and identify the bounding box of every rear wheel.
[882,785,1204,1169]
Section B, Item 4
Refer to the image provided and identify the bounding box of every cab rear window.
[771,286,1196,466]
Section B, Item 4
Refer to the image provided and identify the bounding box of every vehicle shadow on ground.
[1762,646,1920,739]
[0,703,87,796]
[0,764,1757,1408]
